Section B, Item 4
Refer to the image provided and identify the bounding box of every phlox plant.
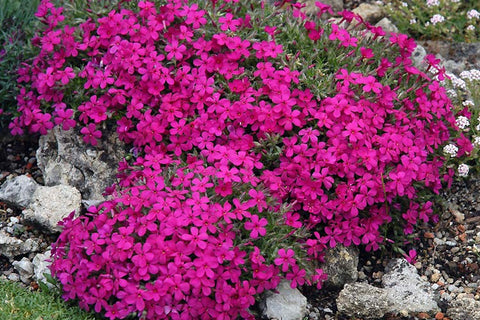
[441,69,480,178]
[387,0,480,42]
[11,0,465,319]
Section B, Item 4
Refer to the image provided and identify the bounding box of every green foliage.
[386,0,480,42]
[0,278,101,320]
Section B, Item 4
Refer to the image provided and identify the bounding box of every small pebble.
[431,273,441,282]
[445,240,457,246]
[441,292,452,301]
[7,273,19,282]
[451,247,460,254]
[432,283,439,290]
[447,285,457,292]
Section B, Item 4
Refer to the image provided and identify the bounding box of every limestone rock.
[337,259,439,319]
[262,280,308,320]
[12,257,34,284]
[375,17,398,35]
[337,283,390,319]
[0,175,39,208]
[352,3,384,24]
[300,0,343,15]
[36,126,125,206]
[33,250,52,287]
[447,296,480,320]
[382,259,439,315]
[0,230,39,260]
[22,184,81,232]
[320,245,358,289]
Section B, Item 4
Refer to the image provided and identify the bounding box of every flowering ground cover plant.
[442,69,480,178]
[387,0,480,42]
[0,0,40,129]
[11,0,467,318]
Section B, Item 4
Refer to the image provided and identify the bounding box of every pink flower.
[244,215,268,239]
[80,123,102,146]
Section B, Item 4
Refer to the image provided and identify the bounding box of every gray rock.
[375,17,398,35]
[299,0,343,15]
[417,40,480,72]
[337,283,390,319]
[352,3,384,24]
[7,273,20,282]
[0,175,39,208]
[337,259,439,319]
[36,126,125,205]
[447,297,480,320]
[12,257,34,284]
[382,259,440,315]
[262,280,308,320]
[33,250,53,287]
[320,245,358,289]
[22,185,81,232]
[0,230,39,260]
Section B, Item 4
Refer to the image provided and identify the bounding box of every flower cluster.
[442,68,480,177]
[12,0,460,319]
[388,0,480,42]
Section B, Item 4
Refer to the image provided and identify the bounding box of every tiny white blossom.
[463,100,475,107]
[425,21,430,27]
[467,25,476,31]
[410,18,417,24]
[450,0,460,2]
[443,144,458,157]
[446,89,457,98]
[458,164,469,177]
[401,2,408,7]
[430,14,445,25]
[426,0,439,6]
[474,136,480,147]
[456,116,470,129]
[467,9,480,19]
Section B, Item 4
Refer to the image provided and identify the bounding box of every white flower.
[443,144,458,157]
[474,136,480,147]
[401,2,408,7]
[430,14,445,25]
[446,89,457,98]
[467,9,480,19]
[426,0,439,6]
[450,0,460,2]
[410,18,417,24]
[467,25,476,31]
[463,100,475,107]
[458,164,469,177]
[460,69,480,81]
[456,116,470,129]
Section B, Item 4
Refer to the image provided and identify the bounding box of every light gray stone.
[411,44,428,69]
[33,250,52,287]
[0,230,39,260]
[382,259,440,315]
[447,297,480,320]
[337,259,439,319]
[22,184,81,232]
[337,283,390,319]
[36,126,125,205]
[263,280,308,320]
[0,175,39,208]
[320,245,358,289]
[352,3,384,24]
[13,257,34,284]
[300,0,343,15]
[375,18,398,35]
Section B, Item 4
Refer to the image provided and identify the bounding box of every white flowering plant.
[441,69,480,178]
[387,0,480,42]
